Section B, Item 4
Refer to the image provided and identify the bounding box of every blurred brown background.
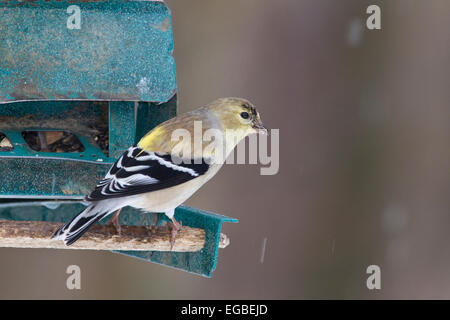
[1,0,449,299]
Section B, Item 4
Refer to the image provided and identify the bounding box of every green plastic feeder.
[0,0,237,277]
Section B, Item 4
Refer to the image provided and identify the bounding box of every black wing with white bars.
[87,146,210,201]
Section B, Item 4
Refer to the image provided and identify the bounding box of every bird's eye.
[240,112,249,119]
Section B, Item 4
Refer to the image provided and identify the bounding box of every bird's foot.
[108,209,122,236]
[168,218,182,250]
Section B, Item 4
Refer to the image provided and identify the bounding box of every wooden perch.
[0,220,229,252]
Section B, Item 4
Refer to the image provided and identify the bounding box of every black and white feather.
[87,146,210,200]
[52,146,210,245]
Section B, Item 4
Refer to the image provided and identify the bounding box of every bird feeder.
[0,0,237,277]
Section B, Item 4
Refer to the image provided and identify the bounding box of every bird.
[51,97,267,248]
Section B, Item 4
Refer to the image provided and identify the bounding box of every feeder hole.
[22,130,85,153]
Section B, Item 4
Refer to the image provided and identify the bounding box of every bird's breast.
[130,164,222,213]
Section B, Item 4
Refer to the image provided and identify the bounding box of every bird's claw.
[109,222,122,236]
[108,210,122,236]
[169,220,182,250]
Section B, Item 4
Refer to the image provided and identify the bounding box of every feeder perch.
[0,0,237,277]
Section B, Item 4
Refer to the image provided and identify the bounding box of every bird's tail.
[51,202,113,246]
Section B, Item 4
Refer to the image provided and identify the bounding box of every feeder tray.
[0,0,237,277]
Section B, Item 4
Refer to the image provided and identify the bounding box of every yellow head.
[207,97,267,135]
[137,97,267,160]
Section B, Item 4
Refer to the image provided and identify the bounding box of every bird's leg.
[108,208,122,236]
[168,216,182,250]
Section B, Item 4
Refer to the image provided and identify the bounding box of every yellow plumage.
[137,97,266,160]
[52,97,266,247]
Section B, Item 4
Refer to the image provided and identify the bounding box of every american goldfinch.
[52,97,267,247]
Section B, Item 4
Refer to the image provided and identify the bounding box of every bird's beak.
[252,119,268,135]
